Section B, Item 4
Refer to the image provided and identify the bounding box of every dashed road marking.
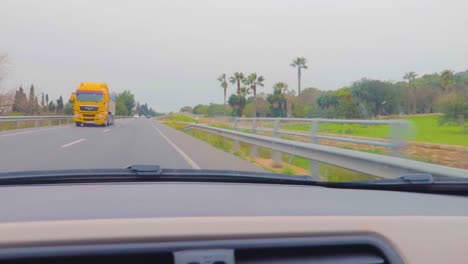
[102,129,110,133]
[61,138,86,148]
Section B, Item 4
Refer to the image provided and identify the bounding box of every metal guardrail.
[236,117,408,124]
[185,123,467,179]
[0,115,71,121]
[234,118,408,152]
[233,117,410,176]
[0,115,73,129]
[0,115,131,130]
[239,118,405,148]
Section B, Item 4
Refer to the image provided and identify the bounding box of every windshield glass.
[76,92,103,102]
[0,0,467,183]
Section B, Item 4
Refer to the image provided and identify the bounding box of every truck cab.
[70,82,116,127]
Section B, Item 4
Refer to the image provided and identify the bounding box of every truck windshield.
[76,92,103,102]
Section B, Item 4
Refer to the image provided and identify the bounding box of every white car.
[133,114,139,118]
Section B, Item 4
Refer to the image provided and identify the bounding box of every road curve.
[0,118,265,173]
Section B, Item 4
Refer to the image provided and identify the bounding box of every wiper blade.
[348,173,435,185]
[1,166,466,195]
[321,173,468,195]
[0,165,317,186]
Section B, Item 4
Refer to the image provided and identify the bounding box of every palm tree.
[403,71,417,114]
[229,72,245,95]
[274,82,288,94]
[290,57,308,95]
[244,73,265,117]
[240,86,251,97]
[217,73,228,115]
[268,82,288,117]
[440,70,454,92]
[403,71,417,88]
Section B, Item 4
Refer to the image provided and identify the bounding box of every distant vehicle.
[70,82,116,127]
[146,115,151,118]
[133,114,139,118]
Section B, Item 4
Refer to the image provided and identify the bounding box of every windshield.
[0,0,467,183]
[76,92,103,102]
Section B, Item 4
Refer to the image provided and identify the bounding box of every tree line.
[2,85,164,117]
[116,90,164,117]
[9,84,68,115]
[180,57,468,123]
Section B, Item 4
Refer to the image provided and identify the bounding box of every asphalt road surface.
[0,118,265,173]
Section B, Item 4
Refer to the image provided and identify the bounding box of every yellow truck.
[70,82,116,127]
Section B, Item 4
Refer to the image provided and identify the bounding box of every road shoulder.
[153,121,265,172]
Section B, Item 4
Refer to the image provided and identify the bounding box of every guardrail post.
[250,119,258,158]
[272,119,282,168]
[16,120,20,129]
[459,115,466,134]
[48,119,51,127]
[310,120,320,177]
[233,118,239,152]
[390,121,408,157]
[35,120,39,127]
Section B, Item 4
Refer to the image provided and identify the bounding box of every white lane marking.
[151,123,201,169]
[61,138,86,148]
[0,126,68,137]
[102,129,110,133]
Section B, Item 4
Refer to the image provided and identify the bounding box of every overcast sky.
[1,0,467,112]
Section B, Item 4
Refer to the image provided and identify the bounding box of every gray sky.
[1,0,467,112]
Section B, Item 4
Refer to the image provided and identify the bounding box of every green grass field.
[404,115,467,146]
[279,115,468,146]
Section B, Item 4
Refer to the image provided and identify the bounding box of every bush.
[436,92,468,125]
[228,94,247,116]
[243,102,254,117]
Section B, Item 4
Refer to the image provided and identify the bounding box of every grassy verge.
[0,119,71,131]
[163,121,188,130]
[163,114,197,123]
[284,155,375,181]
[163,120,376,182]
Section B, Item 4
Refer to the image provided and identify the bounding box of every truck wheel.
[75,122,81,127]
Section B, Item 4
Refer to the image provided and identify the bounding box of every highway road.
[0,118,265,173]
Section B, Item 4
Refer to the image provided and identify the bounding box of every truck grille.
[83,114,94,117]
[80,106,98,111]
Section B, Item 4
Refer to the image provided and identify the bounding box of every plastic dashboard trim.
[0,234,403,263]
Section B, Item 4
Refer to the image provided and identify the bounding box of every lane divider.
[150,122,201,169]
[102,129,111,133]
[61,138,86,148]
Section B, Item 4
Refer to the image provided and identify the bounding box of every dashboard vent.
[0,236,400,264]
[235,245,386,264]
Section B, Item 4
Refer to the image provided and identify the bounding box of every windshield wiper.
[320,173,468,195]
[0,165,316,186]
[0,166,467,195]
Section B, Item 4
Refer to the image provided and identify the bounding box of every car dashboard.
[0,181,467,264]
